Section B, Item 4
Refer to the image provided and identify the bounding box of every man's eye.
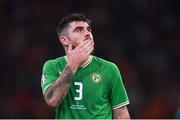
[75,28,82,32]
[88,28,91,32]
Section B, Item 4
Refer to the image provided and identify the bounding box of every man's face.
[65,21,94,49]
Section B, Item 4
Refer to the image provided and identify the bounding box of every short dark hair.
[57,13,91,36]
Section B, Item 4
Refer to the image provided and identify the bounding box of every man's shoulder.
[92,56,117,68]
[43,56,65,68]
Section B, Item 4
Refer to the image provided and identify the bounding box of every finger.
[68,42,73,52]
[82,40,93,50]
[86,45,94,55]
[83,40,94,51]
[86,40,94,48]
[84,42,94,54]
[78,39,91,49]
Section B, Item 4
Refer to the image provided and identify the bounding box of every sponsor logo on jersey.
[91,73,101,83]
[70,104,87,110]
[41,73,46,85]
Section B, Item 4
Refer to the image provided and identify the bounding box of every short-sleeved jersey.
[41,55,129,119]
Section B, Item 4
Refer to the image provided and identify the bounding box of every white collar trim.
[64,55,93,68]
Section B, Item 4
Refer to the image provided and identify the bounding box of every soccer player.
[41,13,130,119]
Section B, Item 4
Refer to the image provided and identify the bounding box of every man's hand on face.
[67,39,94,73]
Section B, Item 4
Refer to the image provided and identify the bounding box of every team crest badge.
[90,73,101,83]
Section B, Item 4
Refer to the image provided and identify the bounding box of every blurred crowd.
[0,0,180,118]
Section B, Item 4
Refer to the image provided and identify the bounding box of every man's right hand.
[67,39,94,73]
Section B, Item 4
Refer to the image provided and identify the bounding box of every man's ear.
[59,36,69,46]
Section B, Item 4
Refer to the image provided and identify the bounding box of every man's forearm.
[44,65,74,107]
[113,106,130,119]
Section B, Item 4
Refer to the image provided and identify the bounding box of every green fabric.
[41,55,129,119]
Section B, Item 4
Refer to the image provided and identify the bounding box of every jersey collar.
[64,55,93,68]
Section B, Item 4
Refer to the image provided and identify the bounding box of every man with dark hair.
[41,13,130,119]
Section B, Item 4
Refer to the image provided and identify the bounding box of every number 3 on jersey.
[74,82,83,100]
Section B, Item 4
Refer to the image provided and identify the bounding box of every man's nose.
[85,34,90,39]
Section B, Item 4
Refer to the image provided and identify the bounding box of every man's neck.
[80,56,91,67]
[64,55,93,68]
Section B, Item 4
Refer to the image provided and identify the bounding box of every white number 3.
[74,82,83,100]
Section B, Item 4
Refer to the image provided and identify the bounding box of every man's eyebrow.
[73,26,83,31]
[73,25,91,32]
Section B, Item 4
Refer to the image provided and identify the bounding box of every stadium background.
[0,0,180,118]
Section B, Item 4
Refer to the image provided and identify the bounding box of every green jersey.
[41,55,129,119]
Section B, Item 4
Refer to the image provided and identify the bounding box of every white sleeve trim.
[112,101,130,110]
[43,83,53,95]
